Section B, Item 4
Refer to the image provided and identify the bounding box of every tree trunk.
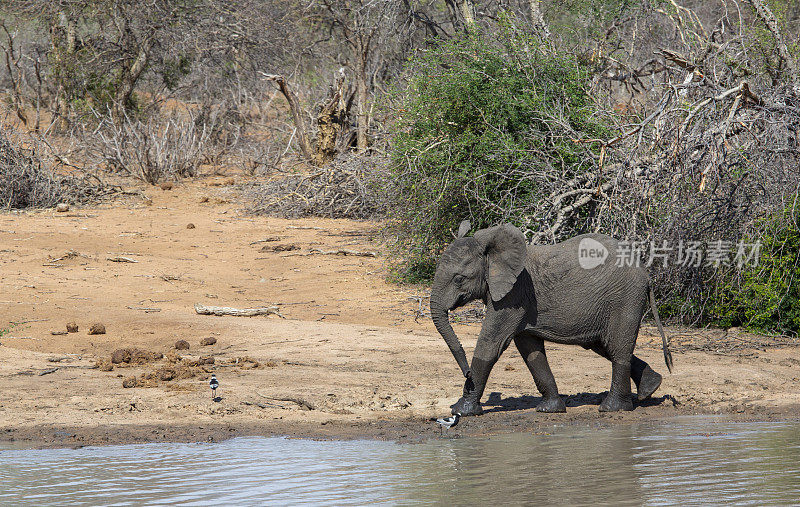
[264,74,317,163]
[316,70,346,164]
[112,38,152,124]
[528,0,551,39]
[746,0,800,96]
[458,0,476,28]
[355,53,369,153]
[64,12,75,54]
[52,12,76,130]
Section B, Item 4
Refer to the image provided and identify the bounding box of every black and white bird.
[436,413,460,432]
[209,374,219,399]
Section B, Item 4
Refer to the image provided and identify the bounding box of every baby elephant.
[430,222,672,415]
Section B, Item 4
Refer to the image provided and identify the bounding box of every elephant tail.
[649,286,673,373]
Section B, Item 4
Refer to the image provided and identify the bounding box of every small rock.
[122,376,138,388]
[186,223,196,229]
[110,348,161,365]
[199,196,209,203]
[130,349,163,364]
[198,356,215,365]
[95,358,113,371]
[160,182,174,190]
[55,203,70,212]
[88,323,106,335]
[111,349,131,364]
[238,356,260,369]
[200,337,217,346]
[175,339,190,350]
[51,330,68,336]
[66,322,78,333]
[156,367,175,381]
[165,350,182,363]
[260,243,299,252]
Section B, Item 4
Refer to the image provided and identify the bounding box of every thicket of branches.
[0,125,114,209]
[0,1,799,331]
[386,1,800,332]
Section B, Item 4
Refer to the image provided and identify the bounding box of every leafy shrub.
[388,28,612,280]
[706,206,800,335]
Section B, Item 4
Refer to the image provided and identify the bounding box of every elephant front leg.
[451,303,526,416]
[451,355,495,416]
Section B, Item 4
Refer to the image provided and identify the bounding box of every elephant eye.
[453,274,466,285]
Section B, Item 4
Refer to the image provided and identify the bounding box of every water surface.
[1,417,799,505]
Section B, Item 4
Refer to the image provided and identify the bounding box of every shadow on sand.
[481,391,674,413]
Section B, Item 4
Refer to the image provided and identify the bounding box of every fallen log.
[257,392,315,411]
[308,248,378,257]
[107,256,138,263]
[194,304,284,318]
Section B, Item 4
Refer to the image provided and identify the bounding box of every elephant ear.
[457,220,471,238]
[474,224,526,302]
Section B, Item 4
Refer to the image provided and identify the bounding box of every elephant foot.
[535,396,566,413]
[451,397,484,416]
[598,393,634,412]
[637,367,662,401]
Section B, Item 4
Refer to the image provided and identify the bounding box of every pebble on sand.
[122,376,137,388]
[175,339,190,350]
[112,349,163,364]
[88,323,106,335]
[160,181,174,190]
[66,322,78,333]
[200,337,217,346]
[95,358,113,371]
[187,223,196,229]
[55,203,70,212]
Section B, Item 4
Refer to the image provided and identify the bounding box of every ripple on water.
[1,418,799,506]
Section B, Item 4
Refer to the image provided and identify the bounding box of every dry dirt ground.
[1,180,799,448]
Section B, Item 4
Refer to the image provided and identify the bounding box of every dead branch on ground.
[194,304,284,318]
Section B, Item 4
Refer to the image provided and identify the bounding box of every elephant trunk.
[431,300,471,378]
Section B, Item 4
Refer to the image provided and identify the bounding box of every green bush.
[388,28,612,281]
[707,207,800,335]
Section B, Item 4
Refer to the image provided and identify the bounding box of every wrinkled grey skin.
[431,223,673,415]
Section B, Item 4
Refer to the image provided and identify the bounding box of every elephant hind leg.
[596,312,639,411]
[514,333,566,413]
[599,360,634,412]
[589,345,662,401]
[631,357,662,401]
